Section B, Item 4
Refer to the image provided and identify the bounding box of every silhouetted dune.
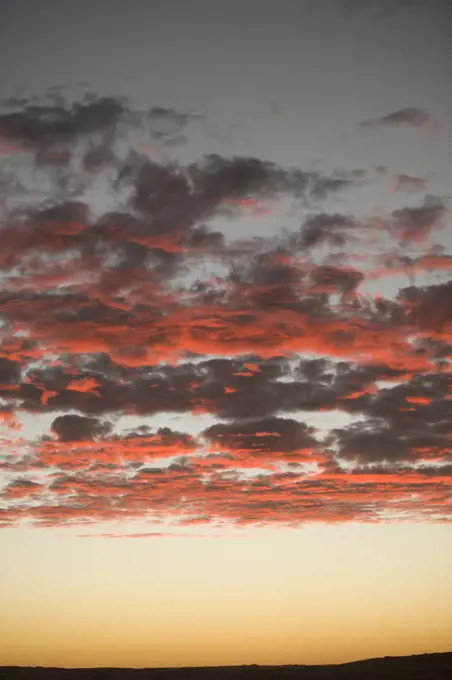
[2,652,452,680]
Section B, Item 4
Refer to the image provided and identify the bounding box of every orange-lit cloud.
[0,93,451,530]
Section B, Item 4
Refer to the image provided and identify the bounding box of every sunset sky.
[0,0,452,669]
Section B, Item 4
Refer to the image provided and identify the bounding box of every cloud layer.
[0,94,451,530]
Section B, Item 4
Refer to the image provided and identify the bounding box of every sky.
[0,0,452,669]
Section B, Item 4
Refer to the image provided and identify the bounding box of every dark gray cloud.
[391,195,447,242]
[299,213,356,249]
[310,265,364,296]
[0,357,21,384]
[400,280,452,331]
[202,416,317,458]
[331,418,451,464]
[330,422,412,463]
[309,172,363,200]
[51,414,112,442]
[0,96,125,149]
[360,107,434,128]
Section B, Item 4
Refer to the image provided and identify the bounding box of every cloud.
[360,107,436,128]
[389,173,428,194]
[391,195,447,242]
[3,478,43,499]
[0,96,125,150]
[202,416,318,462]
[1,352,422,424]
[0,357,21,385]
[0,92,451,529]
[147,106,203,138]
[38,425,197,471]
[330,422,414,463]
[2,452,450,528]
[77,531,215,539]
[401,280,452,331]
[299,213,356,249]
[309,265,364,297]
[51,414,112,442]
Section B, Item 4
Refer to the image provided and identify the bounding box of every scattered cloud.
[0,93,451,529]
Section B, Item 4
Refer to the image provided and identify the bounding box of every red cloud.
[1,94,451,530]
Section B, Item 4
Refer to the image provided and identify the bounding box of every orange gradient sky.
[2,523,452,668]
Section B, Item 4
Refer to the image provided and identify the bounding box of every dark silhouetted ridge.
[1,652,452,680]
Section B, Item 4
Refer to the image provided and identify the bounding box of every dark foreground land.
[1,653,452,680]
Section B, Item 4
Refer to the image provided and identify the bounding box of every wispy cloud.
[360,107,437,128]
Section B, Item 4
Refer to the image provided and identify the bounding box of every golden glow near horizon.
[1,522,451,668]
